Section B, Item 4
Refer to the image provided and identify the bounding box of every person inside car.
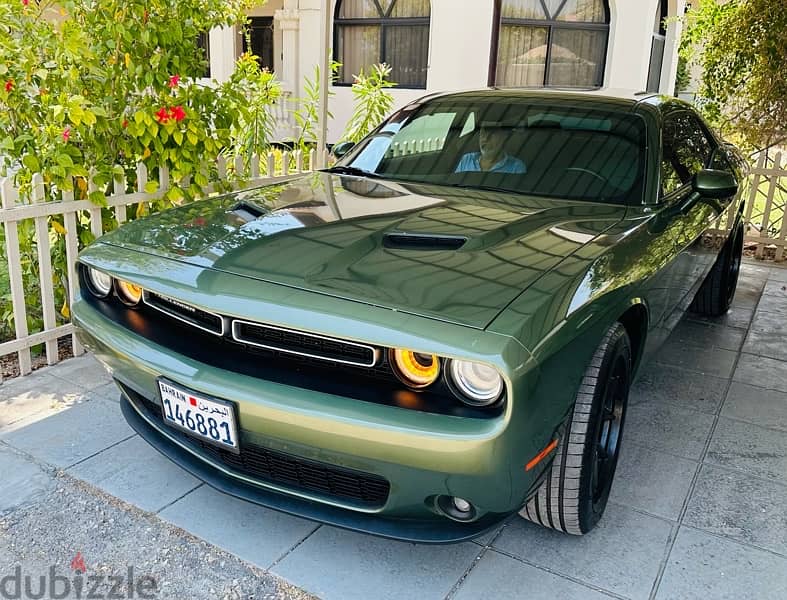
[455,122,526,174]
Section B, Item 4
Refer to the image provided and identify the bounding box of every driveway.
[1,260,786,600]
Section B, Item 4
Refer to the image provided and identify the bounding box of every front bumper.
[73,280,550,543]
[119,388,510,543]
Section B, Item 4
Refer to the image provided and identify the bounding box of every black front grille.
[144,292,224,335]
[232,320,377,367]
[126,385,390,508]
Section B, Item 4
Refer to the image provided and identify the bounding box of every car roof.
[422,87,672,109]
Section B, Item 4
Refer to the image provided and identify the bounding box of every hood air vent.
[383,233,467,251]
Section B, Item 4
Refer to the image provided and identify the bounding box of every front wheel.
[520,322,631,535]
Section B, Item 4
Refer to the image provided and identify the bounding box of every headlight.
[448,359,504,406]
[85,267,113,298]
[390,349,440,389]
[116,280,143,306]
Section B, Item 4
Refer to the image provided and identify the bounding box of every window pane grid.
[496,0,608,88]
[335,0,430,88]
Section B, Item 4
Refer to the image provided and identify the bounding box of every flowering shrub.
[0,0,274,202]
[0,0,283,347]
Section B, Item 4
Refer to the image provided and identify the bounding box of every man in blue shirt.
[455,122,526,174]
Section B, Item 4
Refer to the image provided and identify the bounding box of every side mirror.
[331,141,355,159]
[692,169,738,199]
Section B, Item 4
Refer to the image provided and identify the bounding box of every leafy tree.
[681,0,787,151]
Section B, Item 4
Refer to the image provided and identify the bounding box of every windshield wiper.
[322,165,382,179]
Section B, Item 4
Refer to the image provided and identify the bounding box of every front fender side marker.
[526,438,559,472]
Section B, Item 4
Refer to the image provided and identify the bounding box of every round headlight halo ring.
[84,266,113,299]
[115,279,143,307]
[389,348,442,390]
[446,358,505,407]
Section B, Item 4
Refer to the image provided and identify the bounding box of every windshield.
[336,95,647,205]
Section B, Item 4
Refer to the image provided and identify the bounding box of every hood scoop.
[382,233,467,251]
[230,201,266,222]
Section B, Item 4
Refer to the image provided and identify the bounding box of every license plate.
[157,379,240,453]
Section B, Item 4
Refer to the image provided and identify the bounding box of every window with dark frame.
[334,0,431,89]
[197,32,211,78]
[242,17,275,72]
[491,0,610,88]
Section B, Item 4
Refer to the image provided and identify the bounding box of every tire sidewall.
[577,325,632,533]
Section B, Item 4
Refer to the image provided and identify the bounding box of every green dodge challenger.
[73,90,746,542]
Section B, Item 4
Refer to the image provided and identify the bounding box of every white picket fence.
[741,151,787,260]
[0,150,318,382]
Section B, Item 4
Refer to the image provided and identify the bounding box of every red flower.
[170,105,186,122]
[168,74,180,89]
[155,107,169,124]
[22,0,29,6]
[62,127,71,142]
[122,119,129,128]
[4,80,13,92]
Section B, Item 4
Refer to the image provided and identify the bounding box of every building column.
[659,0,686,95]
[208,26,238,83]
[274,8,301,94]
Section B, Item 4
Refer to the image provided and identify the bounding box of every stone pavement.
[1,261,786,600]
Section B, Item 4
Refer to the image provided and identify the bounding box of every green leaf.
[88,190,107,206]
[173,130,184,146]
[186,131,198,146]
[56,154,74,167]
[143,181,158,194]
[22,155,41,173]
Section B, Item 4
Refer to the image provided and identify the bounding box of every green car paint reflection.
[73,90,746,542]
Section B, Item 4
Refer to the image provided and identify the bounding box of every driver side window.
[661,112,714,197]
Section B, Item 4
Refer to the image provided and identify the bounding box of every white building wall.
[210,0,687,144]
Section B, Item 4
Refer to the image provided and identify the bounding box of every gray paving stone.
[667,320,746,352]
[749,310,787,334]
[624,402,715,460]
[0,397,134,468]
[453,550,612,600]
[0,444,54,514]
[733,353,787,393]
[89,381,122,402]
[685,464,787,555]
[69,435,200,513]
[742,329,787,361]
[46,354,112,392]
[159,485,319,568]
[722,381,787,432]
[492,505,673,600]
[656,527,787,600]
[687,305,754,330]
[755,291,787,316]
[610,442,697,521]
[472,522,505,546]
[0,370,89,431]
[706,417,787,484]
[653,343,738,379]
[762,279,787,297]
[631,363,728,414]
[768,266,787,283]
[740,261,771,279]
[273,526,481,600]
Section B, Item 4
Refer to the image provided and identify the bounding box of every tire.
[689,223,744,317]
[520,322,632,535]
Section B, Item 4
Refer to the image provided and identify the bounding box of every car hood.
[101,173,627,329]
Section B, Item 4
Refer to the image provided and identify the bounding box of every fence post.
[62,188,84,357]
[31,174,59,365]
[757,152,782,259]
[1,178,32,376]
[114,167,127,225]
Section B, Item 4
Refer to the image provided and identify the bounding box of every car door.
[661,110,731,313]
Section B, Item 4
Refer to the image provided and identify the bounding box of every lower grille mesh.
[126,386,390,508]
